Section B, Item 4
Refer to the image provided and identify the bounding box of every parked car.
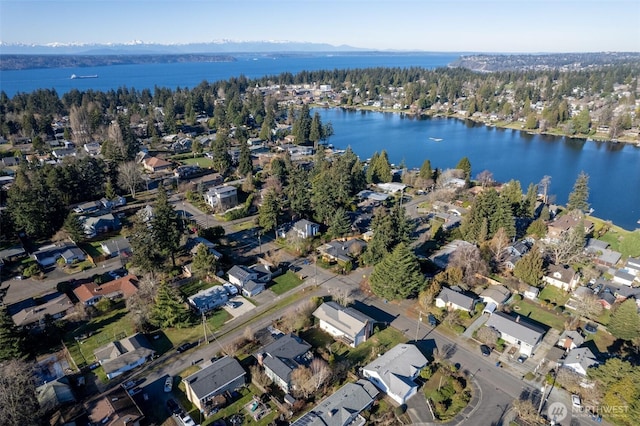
[176,342,196,353]
[127,387,142,396]
[121,380,137,390]
[480,344,491,357]
[572,394,582,409]
[517,354,528,363]
[164,376,173,393]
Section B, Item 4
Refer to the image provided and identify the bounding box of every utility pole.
[202,311,210,344]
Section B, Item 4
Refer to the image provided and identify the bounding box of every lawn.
[178,279,217,297]
[231,220,258,232]
[203,384,278,426]
[538,286,570,306]
[269,271,303,295]
[510,299,566,331]
[180,156,215,168]
[588,216,640,258]
[163,309,232,345]
[585,328,616,353]
[333,326,407,367]
[65,306,136,369]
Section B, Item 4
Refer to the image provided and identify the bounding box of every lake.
[316,108,640,230]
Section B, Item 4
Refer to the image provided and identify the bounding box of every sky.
[1,0,639,52]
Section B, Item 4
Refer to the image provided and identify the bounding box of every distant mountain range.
[0,40,368,55]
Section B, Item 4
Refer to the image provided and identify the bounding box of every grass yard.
[333,326,406,367]
[585,328,616,353]
[300,328,335,348]
[180,156,215,168]
[204,384,278,426]
[178,279,217,297]
[79,240,106,259]
[65,306,136,369]
[538,286,570,306]
[163,309,232,346]
[231,220,258,232]
[588,216,640,258]
[510,299,566,331]
[269,271,303,295]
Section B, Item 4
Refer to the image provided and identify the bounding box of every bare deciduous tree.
[117,161,144,198]
[249,365,272,388]
[309,358,332,391]
[126,274,158,331]
[290,366,314,399]
[449,244,488,287]
[476,326,500,345]
[513,399,544,425]
[332,287,354,307]
[489,227,510,269]
[476,170,494,188]
[243,326,255,342]
[0,360,41,424]
[556,367,583,394]
[573,293,604,319]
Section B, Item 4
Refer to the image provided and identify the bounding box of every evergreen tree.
[191,244,217,279]
[419,159,433,179]
[287,165,312,219]
[365,152,380,184]
[327,208,352,239]
[151,186,182,267]
[237,142,253,176]
[526,218,547,239]
[501,179,523,216]
[63,213,86,243]
[150,282,193,329]
[522,183,538,218]
[608,299,640,341]
[259,189,281,233]
[309,112,323,148]
[129,214,164,273]
[513,248,544,287]
[375,150,392,183]
[211,130,232,174]
[492,196,516,239]
[369,243,425,300]
[456,156,472,181]
[566,171,590,214]
[362,204,413,265]
[0,305,25,361]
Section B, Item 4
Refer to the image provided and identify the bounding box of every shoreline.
[324,104,640,146]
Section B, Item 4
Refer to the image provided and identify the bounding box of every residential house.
[318,239,367,264]
[485,312,546,357]
[543,264,580,291]
[292,219,320,239]
[204,185,238,211]
[435,287,477,313]
[52,148,76,159]
[362,343,428,405]
[100,237,132,258]
[228,265,260,287]
[291,379,379,426]
[59,245,86,264]
[547,216,594,241]
[356,189,389,203]
[242,280,266,297]
[82,213,120,237]
[613,269,636,286]
[188,286,229,314]
[557,330,585,351]
[187,237,223,260]
[37,378,77,417]
[1,156,21,167]
[255,334,313,393]
[585,238,622,267]
[562,347,599,376]
[428,240,475,270]
[11,293,73,330]
[93,333,155,380]
[142,156,172,173]
[73,200,102,214]
[545,347,567,370]
[183,356,246,412]
[73,275,139,306]
[312,301,375,347]
[507,240,531,257]
[479,285,511,312]
[83,141,101,156]
[190,173,224,191]
[523,286,539,300]
[376,182,406,193]
[84,386,144,426]
[625,257,640,276]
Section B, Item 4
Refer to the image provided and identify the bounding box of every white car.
[164,376,173,393]
[571,394,582,409]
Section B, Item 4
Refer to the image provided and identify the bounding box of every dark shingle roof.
[184,356,246,400]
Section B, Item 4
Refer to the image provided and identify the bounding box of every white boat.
[70,74,98,79]
[429,137,443,142]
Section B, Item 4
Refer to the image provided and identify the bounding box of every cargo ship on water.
[70,74,98,79]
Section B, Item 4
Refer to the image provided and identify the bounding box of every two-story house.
[312,302,375,347]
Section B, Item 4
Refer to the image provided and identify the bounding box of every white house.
[312,302,375,347]
[557,330,585,352]
[613,269,636,286]
[435,287,477,313]
[292,219,320,239]
[362,343,428,404]
[543,264,580,291]
[485,312,546,357]
[562,347,599,376]
[479,285,511,311]
[205,185,238,211]
[188,286,229,314]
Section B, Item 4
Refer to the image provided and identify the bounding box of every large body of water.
[0,53,458,97]
[317,108,640,230]
[2,53,639,229]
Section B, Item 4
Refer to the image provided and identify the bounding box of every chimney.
[257,353,264,366]
[515,315,520,323]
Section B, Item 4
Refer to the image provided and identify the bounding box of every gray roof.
[557,330,585,349]
[313,302,374,339]
[428,240,474,269]
[319,239,367,263]
[37,380,76,413]
[362,344,427,399]
[188,286,228,312]
[183,356,246,400]
[12,293,73,327]
[101,237,131,255]
[563,347,599,373]
[626,257,640,271]
[480,285,511,305]
[596,248,622,266]
[255,334,312,384]
[586,238,609,251]
[228,265,256,281]
[94,333,155,377]
[545,264,576,284]
[294,219,319,232]
[436,287,477,310]
[291,379,379,426]
[614,269,635,282]
[485,312,545,347]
